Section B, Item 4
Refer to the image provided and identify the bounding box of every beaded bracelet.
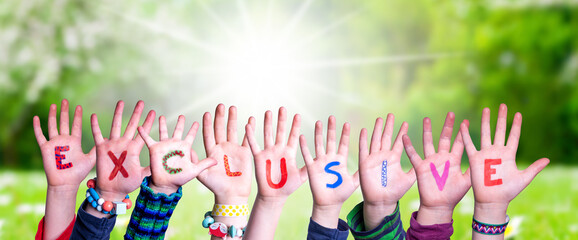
[472,215,510,235]
[202,211,246,239]
[86,178,132,215]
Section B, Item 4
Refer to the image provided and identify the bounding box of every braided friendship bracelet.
[212,204,250,217]
[472,215,510,235]
[85,178,132,215]
[202,211,246,239]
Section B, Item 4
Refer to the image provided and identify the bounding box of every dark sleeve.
[346,201,406,240]
[70,201,117,240]
[406,211,453,240]
[307,218,349,240]
[124,176,182,240]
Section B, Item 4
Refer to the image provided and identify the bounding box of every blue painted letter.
[381,160,387,187]
[324,161,343,188]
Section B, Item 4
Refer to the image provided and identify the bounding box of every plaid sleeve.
[125,176,182,240]
[346,202,406,240]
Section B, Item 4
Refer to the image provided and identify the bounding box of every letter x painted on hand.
[108,151,129,180]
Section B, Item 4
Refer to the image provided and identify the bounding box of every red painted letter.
[266,158,288,189]
[484,159,503,186]
[55,146,73,170]
[108,151,129,180]
[224,155,242,177]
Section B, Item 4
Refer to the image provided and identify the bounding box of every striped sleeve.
[346,202,406,240]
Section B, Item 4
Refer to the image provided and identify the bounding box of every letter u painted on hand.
[266,158,288,189]
[324,161,343,189]
[430,160,450,191]
[484,159,503,186]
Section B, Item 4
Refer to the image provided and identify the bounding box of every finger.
[142,166,151,178]
[214,104,227,144]
[123,100,144,139]
[438,112,455,153]
[173,115,186,139]
[451,120,468,159]
[314,120,325,157]
[59,99,70,135]
[463,167,471,181]
[460,121,478,157]
[134,110,156,150]
[521,158,549,188]
[137,126,156,147]
[194,158,219,176]
[287,114,301,149]
[264,110,274,148]
[337,123,350,157]
[110,100,125,140]
[71,105,83,138]
[481,107,492,148]
[381,113,395,150]
[392,122,409,156]
[246,124,261,154]
[203,112,216,153]
[275,107,287,146]
[33,116,47,145]
[48,104,58,139]
[299,135,314,166]
[369,118,383,153]
[423,117,436,157]
[359,128,369,160]
[326,116,337,154]
[506,112,522,150]
[405,167,417,185]
[184,122,200,146]
[299,165,309,185]
[352,170,360,189]
[494,104,508,146]
[91,114,104,145]
[87,146,96,162]
[227,106,238,144]
[159,116,169,140]
[402,135,423,167]
[242,116,255,147]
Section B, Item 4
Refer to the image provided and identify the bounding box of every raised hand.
[90,100,155,211]
[461,104,549,239]
[402,112,471,225]
[197,104,253,204]
[300,116,359,228]
[358,114,415,230]
[34,99,95,239]
[138,115,217,194]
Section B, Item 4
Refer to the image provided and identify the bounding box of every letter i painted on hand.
[484,159,503,186]
[381,160,387,187]
[55,146,72,170]
[266,158,288,189]
[430,160,450,191]
[324,161,343,189]
[224,155,242,177]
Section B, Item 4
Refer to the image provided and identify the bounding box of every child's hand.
[358,114,415,230]
[246,107,307,201]
[300,116,359,228]
[138,115,217,195]
[402,112,471,224]
[461,104,549,226]
[91,100,155,203]
[197,104,253,204]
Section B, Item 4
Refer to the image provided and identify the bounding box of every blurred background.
[0,0,577,239]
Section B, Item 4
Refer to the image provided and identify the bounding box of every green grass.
[1,166,577,239]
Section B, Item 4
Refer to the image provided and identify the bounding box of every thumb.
[521,158,549,187]
[195,158,218,175]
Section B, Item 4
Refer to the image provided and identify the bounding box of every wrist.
[416,205,454,225]
[214,195,249,205]
[312,203,342,229]
[473,202,509,225]
[362,201,397,230]
[47,185,79,196]
[255,194,287,206]
[149,178,180,195]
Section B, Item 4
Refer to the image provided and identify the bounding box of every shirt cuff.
[307,218,349,240]
[70,200,117,240]
[35,216,76,240]
[346,201,406,239]
[406,211,453,240]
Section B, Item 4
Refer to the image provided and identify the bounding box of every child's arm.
[70,100,155,239]
[243,107,308,240]
[196,104,254,240]
[402,112,471,239]
[350,114,415,239]
[125,115,217,239]
[300,116,359,239]
[460,104,549,240]
[33,99,96,240]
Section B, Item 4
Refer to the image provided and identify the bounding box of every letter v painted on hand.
[430,160,450,191]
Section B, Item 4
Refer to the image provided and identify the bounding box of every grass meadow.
[1,165,577,239]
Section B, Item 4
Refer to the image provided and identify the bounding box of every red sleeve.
[35,216,76,240]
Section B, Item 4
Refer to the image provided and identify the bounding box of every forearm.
[311,204,342,229]
[472,203,509,240]
[415,205,453,225]
[362,202,397,230]
[44,185,79,239]
[243,195,286,240]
